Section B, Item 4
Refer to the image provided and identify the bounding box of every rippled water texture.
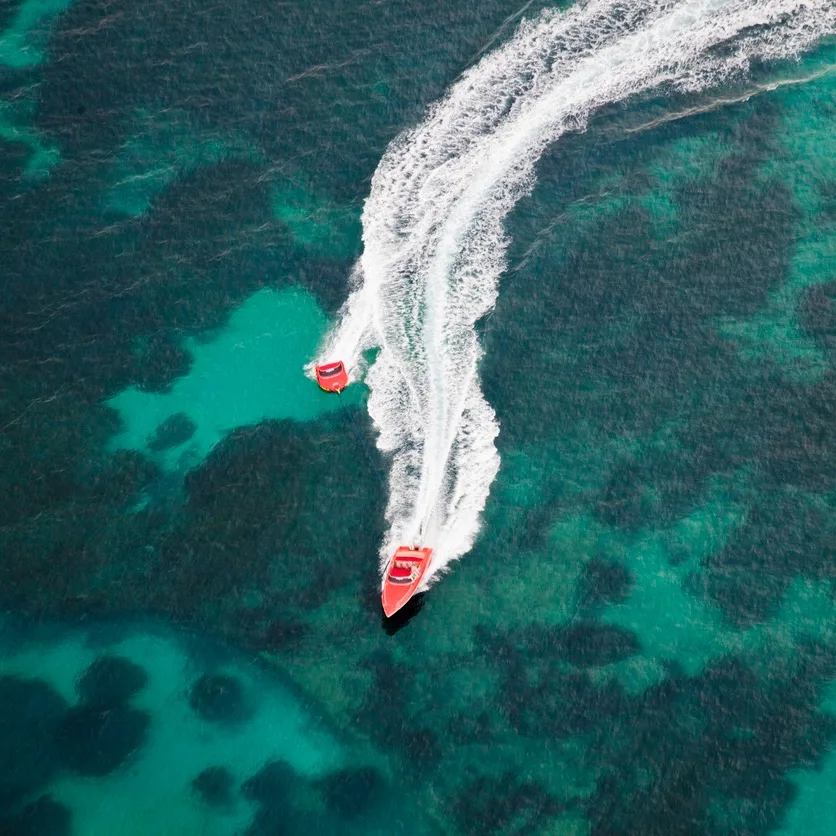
[1,0,836,833]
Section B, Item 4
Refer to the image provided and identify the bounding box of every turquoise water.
[1,0,836,833]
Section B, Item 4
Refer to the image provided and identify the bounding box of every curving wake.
[311,0,836,588]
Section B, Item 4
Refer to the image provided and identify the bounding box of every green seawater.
[1,0,835,834]
[106,286,359,473]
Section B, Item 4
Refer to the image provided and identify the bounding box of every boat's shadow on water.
[360,576,426,635]
[381,595,425,636]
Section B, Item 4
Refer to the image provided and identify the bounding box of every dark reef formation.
[192,766,236,808]
[54,704,150,777]
[581,557,634,608]
[148,412,197,451]
[189,673,251,724]
[0,795,72,836]
[453,772,563,836]
[316,766,385,820]
[76,655,148,709]
[0,678,67,814]
[585,644,836,836]
[0,3,834,832]
[240,760,309,836]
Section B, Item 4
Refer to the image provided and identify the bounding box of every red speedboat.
[382,546,433,617]
[315,361,348,393]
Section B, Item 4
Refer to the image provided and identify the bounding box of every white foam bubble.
[315,0,835,587]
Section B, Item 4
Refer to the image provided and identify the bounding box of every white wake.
[312,0,835,587]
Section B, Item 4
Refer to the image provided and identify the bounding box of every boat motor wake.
[310,0,835,608]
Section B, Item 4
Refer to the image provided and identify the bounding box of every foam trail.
[304,266,374,384]
[314,0,835,587]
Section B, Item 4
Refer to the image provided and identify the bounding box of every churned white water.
[312,0,836,588]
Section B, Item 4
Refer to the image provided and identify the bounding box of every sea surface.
[1,0,835,833]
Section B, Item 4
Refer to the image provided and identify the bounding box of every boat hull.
[382,547,433,617]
